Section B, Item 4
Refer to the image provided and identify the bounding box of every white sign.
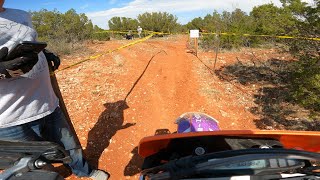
[190,30,199,38]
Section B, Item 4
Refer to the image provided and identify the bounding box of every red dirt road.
[56,35,280,179]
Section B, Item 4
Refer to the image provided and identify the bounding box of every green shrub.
[45,39,85,55]
[91,32,111,41]
[289,54,320,111]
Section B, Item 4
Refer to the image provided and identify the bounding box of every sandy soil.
[55,35,289,179]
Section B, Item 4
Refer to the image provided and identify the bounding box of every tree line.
[31,9,109,54]
[108,12,183,34]
[30,0,318,47]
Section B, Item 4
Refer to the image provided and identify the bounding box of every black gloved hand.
[0,47,39,79]
[43,49,60,71]
[0,47,8,61]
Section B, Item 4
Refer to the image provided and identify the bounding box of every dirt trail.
[57,35,260,179]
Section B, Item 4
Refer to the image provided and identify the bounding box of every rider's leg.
[40,107,93,177]
[0,122,42,141]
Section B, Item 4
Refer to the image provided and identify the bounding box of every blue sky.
[3,0,313,29]
[4,0,130,13]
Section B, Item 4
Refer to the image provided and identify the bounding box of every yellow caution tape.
[96,30,319,41]
[201,32,320,41]
[51,33,155,75]
[96,30,137,35]
[95,30,171,35]
[51,29,318,75]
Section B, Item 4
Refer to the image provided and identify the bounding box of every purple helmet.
[176,112,220,133]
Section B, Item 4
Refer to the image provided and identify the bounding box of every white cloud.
[80,4,89,10]
[85,0,312,29]
[42,1,57,6]
[109,0,118,5]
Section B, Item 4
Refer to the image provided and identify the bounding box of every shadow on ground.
[85,100,136,168]
[215,57,320,131]
[124,147,143,176]
[123,128,172,176]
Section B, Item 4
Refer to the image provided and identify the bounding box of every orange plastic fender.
[138,130,320,158]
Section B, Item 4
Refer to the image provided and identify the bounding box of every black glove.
[43,49,60,71]
[0,47,39,79]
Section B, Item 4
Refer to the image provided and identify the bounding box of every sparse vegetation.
[30,0,319,129]
[204,0,320,129]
